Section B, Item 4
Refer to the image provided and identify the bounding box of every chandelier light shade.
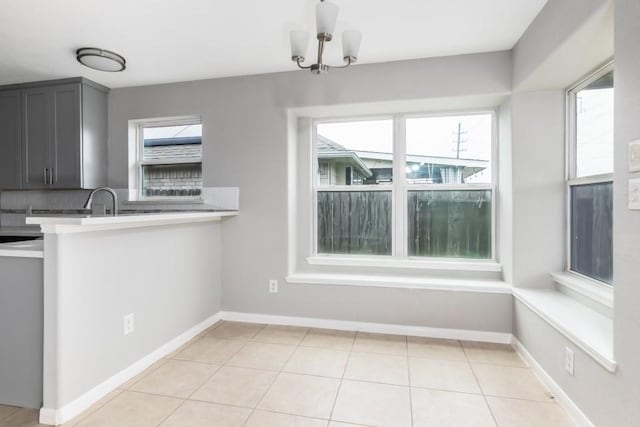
[315,0,339,37]
[290,30,310,61]
[342,30,362,61]
[291,0,361,74]
[76,47,126,72]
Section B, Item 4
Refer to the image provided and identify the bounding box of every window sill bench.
[285,273,511,293]
[306,256,503,273]
[513,287,616,373]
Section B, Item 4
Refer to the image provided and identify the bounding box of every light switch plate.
[629,140,640,172]
[629,178,640,210]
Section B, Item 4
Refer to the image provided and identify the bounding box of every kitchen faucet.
[83,187,118,216]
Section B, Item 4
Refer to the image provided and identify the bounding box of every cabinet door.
[50,84,82,188]
[0,90,22,189]
[21,87,51,189]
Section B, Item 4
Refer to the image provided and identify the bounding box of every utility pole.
[453,122,467,159]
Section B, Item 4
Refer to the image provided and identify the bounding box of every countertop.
[0,239,43,259]
[26,210,238,234]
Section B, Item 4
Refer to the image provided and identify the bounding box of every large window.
[567,65,613,284]
[313,113,494,261]
[132,117,203,199]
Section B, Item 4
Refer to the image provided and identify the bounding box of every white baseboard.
[220,311,512,344]
[512,337,594,427]
[39,312,222,426]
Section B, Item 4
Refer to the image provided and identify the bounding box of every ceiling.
[0,0,548,89]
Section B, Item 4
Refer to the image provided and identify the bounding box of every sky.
[143,124,202,140]
[576,87,614,177]
[317,114,492,161]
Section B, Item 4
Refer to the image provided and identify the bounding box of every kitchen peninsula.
[20,210,237,425]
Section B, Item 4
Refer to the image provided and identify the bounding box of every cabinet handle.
[43,168,48,185]
[49,168,54,185]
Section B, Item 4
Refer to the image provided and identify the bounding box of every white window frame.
[308,110,499,270]
[128,115,203,202]
[564,61,614,290]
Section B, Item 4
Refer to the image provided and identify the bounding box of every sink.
[0,235,42,244]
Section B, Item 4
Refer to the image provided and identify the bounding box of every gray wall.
[108,52,515,334]
[510,90,566,290]
[512,0,612,90]
[42,222,222,408]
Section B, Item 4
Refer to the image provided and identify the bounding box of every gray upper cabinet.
[50,84,82,188]
[0,90,22,189]
[0,78,108,190]
[22,87,52,189]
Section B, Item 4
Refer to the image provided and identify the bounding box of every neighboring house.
[317,135,489,185]
[142,135,203,197]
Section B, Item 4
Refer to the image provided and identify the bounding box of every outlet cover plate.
[629,140,640,172]
[124,313,135,335]
[565,347,575,376]
[269,280,278,293]
[629,178,640,210]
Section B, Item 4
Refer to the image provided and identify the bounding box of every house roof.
[317,135,373,178]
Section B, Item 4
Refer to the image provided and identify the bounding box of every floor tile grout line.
[119,358,170,391]
[217,324,274,427]
[0,406,22,423]
[64,389,124,426]
[243,407,331,423]
[153,397,187,427]
[326,336,353,422]
[330,326,357,423]
[461,341,500,427]
[183,362,224,401]
[241,324,302,427]
[127,371,549,407]
[405,334,415,427]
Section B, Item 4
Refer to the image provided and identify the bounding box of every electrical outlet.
[123,313,135,336]
[269,279,278,293]
[565,347,574,375]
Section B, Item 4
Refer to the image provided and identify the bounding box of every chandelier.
[289,0,362,74]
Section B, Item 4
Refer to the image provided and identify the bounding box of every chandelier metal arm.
[295,58,312,69]
[330,57,353,69]
[294,57,354,71]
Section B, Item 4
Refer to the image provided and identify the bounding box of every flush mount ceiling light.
[76,47,126,72]
[290,0,361,74]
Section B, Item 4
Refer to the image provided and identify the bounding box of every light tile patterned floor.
[0,321,576,427]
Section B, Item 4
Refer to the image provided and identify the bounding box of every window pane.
[575,71,613,177]
[406,114,492,184]
[317,191,391,255]
[142,163,202,197]
[408,190,492,259]
[570,182,613,284]
[316,120,393,186]
[143,123,202,162]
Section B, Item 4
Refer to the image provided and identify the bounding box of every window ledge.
[550,272,613,309]
[306,256,502,273]
[285,272,511,293]
[513,287,616,373]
